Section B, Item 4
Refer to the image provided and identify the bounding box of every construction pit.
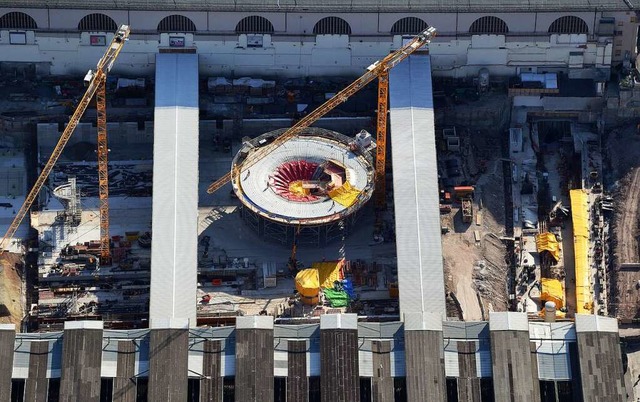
[7,72,406,329]
[232,127,375,246]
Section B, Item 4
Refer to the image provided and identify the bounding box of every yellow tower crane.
[375,71,389,210]
[207,27,437,196]
[0,25,131,263]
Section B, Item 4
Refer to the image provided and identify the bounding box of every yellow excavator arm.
[0,25,130,253]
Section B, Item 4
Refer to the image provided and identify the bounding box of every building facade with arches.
[0,0,636,78]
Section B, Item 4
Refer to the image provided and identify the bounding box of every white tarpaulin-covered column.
[389,55,446,319]
[150,53,199,326]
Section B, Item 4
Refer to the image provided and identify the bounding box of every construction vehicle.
[454,186,474,224]
[0,25,131,261]
[206,27,437,195]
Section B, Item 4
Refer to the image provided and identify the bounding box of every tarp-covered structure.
[294,259,345,305]
[535,232,560,262]
[540,278,564,309]
[570,189,592,314]
[328,181,360,207]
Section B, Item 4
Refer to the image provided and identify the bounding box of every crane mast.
[0,25,130,255]
[96,77,111,264]
[207,26,437,195]
[375,72,389,210]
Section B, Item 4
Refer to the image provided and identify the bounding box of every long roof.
[389,54,446,319]
[149,53,199,326]
[0,0,636,12]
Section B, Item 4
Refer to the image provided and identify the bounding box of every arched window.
[313,17,351,35]
[157,15,196,33]
[548,16,588,34]
[235,16,274,34]
[390,17,428,35]
[0,12,37,30]
[78,13,117,32]
[469,16,509,34]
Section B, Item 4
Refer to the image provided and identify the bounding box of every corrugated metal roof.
[101,338,118,378]
[442,339,462,378]
[529,322,576,340]
[389,55,446,319]
[489,312,529,331]
[0,0,634,12]
[149,53,199,326]
[575,314,619,333]
[443,321,490,339]
[357,322,403,339]
[535,340,572,380]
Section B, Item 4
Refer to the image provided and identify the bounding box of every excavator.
[206,27,437,198]
[0,25,131,264]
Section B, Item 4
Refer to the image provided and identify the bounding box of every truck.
[454,186,475,224]
[461,198,473,224]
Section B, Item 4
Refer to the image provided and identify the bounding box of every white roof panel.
[149,53,199,326]
[389,55,445,318]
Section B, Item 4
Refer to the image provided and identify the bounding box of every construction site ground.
[607,124,640,320]
[0,252,24,326]
[197,136,397,265]
[441,128,509,321]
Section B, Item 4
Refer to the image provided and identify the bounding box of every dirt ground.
[442,125,510,320]
[607,124,640,319]
[617,167,640,264]
[0,252,24,326]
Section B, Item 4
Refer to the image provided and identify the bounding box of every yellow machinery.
[0,25,131,263]
[207,27,437,195]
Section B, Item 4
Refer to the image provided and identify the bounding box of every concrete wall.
[0,9,633,78]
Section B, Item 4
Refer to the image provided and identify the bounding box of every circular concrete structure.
[231,127,375,245]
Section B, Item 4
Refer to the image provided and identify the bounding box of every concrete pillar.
[113,340,136,402]
[371,340,394,402]
[59,321,104,402]
[404,312,446,402]
[235,316,274,402]
[0,324,16,402]
[148,319,189,402]
[575,314,625,401]
[457,341,482,402]
[320,314,359,402]
[25,341,49,402]
[489,312,540,402]
[287,339,308,402]
[200,340,223,402]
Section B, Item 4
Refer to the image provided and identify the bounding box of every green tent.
[323,288,349,307]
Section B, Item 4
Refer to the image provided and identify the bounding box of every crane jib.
[206,27,437,195]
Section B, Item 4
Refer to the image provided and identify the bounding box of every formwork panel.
[59,327,104,402]
[576,332,625,401]
[235,329,275,401]
[320,328,360,402]
[0,326,15,401]
[148,328,189,402]
[489,330,540,402]
[25,341,49,402]
[404,330,446,401]
[113,340,136,402]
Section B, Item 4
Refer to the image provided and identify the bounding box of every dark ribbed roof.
[0,0,636,12]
